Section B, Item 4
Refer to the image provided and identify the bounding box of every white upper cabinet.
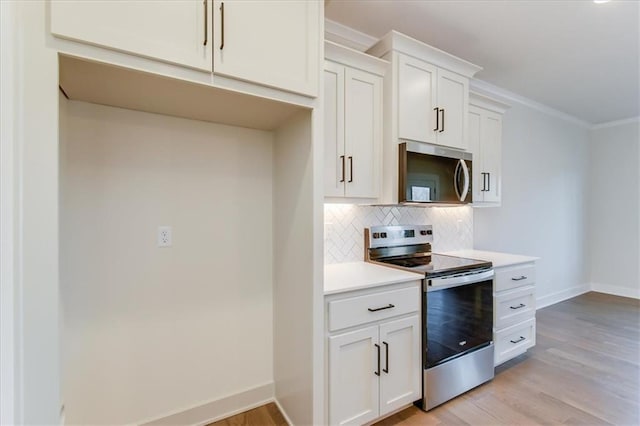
[211,0,319,96]
[436,68,469,150]
[51,0,213,71]
[51,0,320,97]
[367,31,482,204]
[324,42,386,201]
[398,55,437,144]
[469,92,509,206]
[397,54,469,150]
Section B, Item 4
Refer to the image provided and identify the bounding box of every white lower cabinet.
[493,262,537,366]
[327,282,422,425]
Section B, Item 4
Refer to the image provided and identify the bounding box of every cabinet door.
[329,326,380,425]
[437,69,469,150]
[51,0,213,72]
[481,111,502,203]
[344,68,382,199]
[212,0,319,96]
[379,315,422,416]
[468,106,484,202]
[398,54,437,144]
[324,62,346,197]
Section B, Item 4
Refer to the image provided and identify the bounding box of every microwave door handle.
[453,160,462,200]
[459,159,470,201]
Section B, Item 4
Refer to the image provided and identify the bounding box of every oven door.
[424,270,493,369]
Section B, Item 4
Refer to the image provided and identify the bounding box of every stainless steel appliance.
[399,141,472,204]
[365,224,494,411]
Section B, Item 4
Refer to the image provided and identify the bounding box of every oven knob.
[420,230,427,236]
[381,232,387,238]
[372,232,380,239]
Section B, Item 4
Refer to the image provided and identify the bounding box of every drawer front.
[328,285,420,332]
[494,318,536,366]
[495,263,536,292]
[494,285,536,329]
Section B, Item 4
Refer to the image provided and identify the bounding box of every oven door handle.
[427,269,494,291]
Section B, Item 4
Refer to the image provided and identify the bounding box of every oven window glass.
[425,279,493,368]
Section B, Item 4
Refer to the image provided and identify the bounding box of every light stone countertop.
[442,249,539,268]
[324,261,423,295]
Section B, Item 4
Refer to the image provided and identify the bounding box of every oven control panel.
[368,224,433,248]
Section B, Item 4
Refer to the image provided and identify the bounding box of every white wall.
[60,99,275,424]
[589,120,640,298]
[474,103,591,307]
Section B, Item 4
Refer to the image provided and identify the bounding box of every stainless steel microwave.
[399,141,472,204]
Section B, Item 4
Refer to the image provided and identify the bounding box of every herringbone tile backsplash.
[324,205,473,264]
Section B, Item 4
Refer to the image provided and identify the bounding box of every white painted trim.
[469,90,510,114]
[138,382,275,426]
[470,79,592,129]
[273,397,294,426]
[0,1,18,424]
[324,18,378,52]
[591,116,640,130]
[591,283,640,300]
[536,284,590,310]
[367,30,482,78]
[325,40,388,76]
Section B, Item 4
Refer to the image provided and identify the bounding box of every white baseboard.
[536,284,590,309]
[139,382,274,426]
[273,397,293,426]
[591,282,640,300]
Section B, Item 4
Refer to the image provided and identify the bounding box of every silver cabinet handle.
[510,336,526,344]
[511,276,527,281]
[509,303,526,310]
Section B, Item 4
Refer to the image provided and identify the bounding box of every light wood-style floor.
[211,292,640,426]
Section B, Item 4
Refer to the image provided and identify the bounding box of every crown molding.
[469,90,510,114]
[324,19,378,52]
[470,79,592,129]
[591,116,640,130]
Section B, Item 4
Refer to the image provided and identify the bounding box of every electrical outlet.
[157,226,172,247]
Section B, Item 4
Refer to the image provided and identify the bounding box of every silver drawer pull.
[510,336,526,344]
[511,276,527,281]
[509,303,526,310]
[368,303,395,312]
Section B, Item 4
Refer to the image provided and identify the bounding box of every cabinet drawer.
[495,263,536,292]
[328,286,420,332]
[494,318,536,366]
[494,285,536,329]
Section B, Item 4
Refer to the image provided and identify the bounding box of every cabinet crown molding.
[470,90,510,115]
[325,40,388,76]
[366,30,482,78]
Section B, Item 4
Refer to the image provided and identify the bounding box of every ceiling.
[325,0,640,125]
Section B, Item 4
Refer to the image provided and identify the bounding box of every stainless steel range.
[365,224,495,411]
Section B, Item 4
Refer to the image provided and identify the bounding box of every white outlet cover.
[157,226,172,247]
